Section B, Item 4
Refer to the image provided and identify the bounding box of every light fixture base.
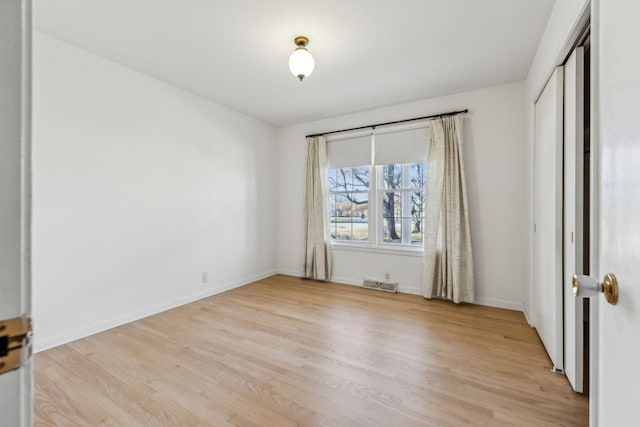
[294,36,309,48]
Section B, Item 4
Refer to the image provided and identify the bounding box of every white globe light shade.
[289,48,314,81]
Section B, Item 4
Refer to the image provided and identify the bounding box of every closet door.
[563,46,585,392]
[534,67,564,372]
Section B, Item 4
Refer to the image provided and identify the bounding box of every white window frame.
[326,123,428,254]
[376,163,425,248]
[327,166,372,244]
[328,163,425,254]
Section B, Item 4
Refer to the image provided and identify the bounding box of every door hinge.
[0,316,32,375]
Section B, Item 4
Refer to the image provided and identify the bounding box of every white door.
[596,0,640,423]
[563,46,585,393]
[0,0,33,426]
[534,67,564,372]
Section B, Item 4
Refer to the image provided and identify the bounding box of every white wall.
[524,0,589,322]
[527,0,590,102]
[278,82,528,310]
[32,33,278,351]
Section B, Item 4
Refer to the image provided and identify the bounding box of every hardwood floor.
[34,275,588,426]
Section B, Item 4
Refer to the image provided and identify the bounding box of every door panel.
[0,0,32,425]
[564,46,585,393]
[597,0,640,423]
[534,67,564,371]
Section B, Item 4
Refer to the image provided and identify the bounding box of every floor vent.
[363,279,398,293]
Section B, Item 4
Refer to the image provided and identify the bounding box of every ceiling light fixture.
[289,36,314,82]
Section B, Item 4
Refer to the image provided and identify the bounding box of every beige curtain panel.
[303,136,332,281]
[423,115,474,303]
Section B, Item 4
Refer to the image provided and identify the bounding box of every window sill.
[330,242,424,257]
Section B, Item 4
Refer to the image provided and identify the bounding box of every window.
[328,166,370,241]
[379,162,426,246]
[326,125,428,251]
[328,162,425,248]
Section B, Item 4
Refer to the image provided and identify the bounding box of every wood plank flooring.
[34,275,588,426]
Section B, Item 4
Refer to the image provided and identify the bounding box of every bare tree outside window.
[411,162,426,235]
[328,162,425,246]
[328,167,369,241]
[381,163,425,244]
[382,164,402,241]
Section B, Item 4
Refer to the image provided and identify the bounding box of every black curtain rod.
[305,109,468,138]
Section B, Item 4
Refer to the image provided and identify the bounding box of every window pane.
[409,162,426,188]
[381,164,402,189]
[411,216,424,245]
[379,163,425,246]
[382,191,402,243]
[329,193,368,241]
[328,167,369,192]
[411,189,425,223]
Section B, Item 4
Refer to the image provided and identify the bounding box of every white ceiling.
[34,0,555,127]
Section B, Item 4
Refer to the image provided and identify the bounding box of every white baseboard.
[280,270,524,312]
[473,296,524,312]
[277,268,302,277]
[34,269,278,353]
[523,306,534,327]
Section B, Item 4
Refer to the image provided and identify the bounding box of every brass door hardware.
[0,316,32,375]
[572,273,619,305]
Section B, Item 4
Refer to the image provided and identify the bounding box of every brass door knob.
[572,273,618,305]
